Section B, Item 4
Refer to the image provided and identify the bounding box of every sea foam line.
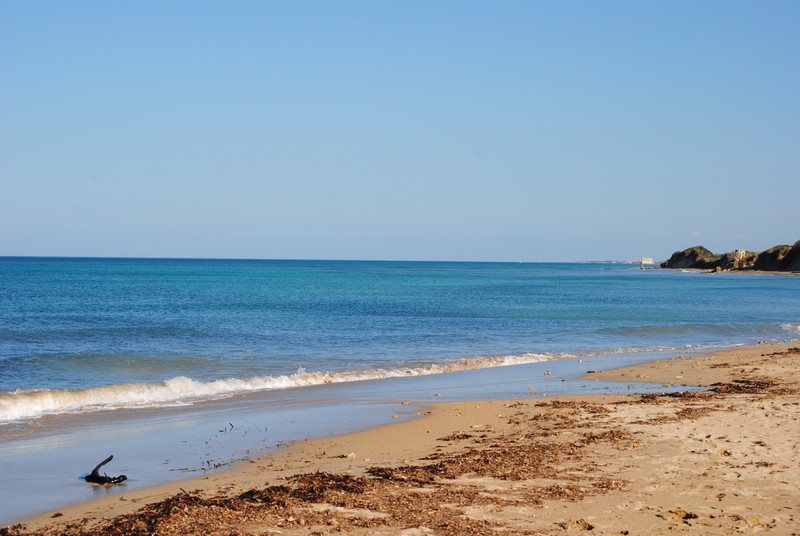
[0,353,551,423]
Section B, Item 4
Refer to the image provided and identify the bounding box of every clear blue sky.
[1,1,798,261]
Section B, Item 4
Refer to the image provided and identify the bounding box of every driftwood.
[84,455,127,485]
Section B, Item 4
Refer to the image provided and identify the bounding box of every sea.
[1,257,799,523]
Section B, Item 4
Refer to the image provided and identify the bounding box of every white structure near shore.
[639,257,655,269]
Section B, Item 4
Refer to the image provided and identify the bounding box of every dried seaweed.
[711,378,775,394]
[437,432,473,441]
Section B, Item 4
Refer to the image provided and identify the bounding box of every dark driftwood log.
[84,455,127,485]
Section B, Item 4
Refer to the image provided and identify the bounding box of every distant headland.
[661,241,800,272]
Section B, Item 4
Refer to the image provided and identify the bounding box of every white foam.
[780,323,800,333]
[0,353,552,423]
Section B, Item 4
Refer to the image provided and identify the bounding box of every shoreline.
[657,267,800,276]
[0,346,705,525]
[5,340,799,535]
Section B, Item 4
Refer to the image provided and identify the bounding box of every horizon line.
[0,254,656,264]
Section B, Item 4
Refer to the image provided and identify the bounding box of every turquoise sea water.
[2,257,799,423]
[1,257,799,523]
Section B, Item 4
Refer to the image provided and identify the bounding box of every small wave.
[0,353,551,423]
[780,323,800,333]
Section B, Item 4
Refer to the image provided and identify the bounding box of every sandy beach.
[4,341,799,535]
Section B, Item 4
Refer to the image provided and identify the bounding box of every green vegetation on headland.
[661,241,800,272]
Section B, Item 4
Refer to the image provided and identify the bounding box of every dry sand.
[3,342,799,535]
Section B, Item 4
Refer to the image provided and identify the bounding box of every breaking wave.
[0,353,551,423]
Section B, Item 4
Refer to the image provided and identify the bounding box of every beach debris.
[437,432,472,441]
[765,346,800,356]
[667,508,698,522]
[84,455,127,485]
[558,518,594,531]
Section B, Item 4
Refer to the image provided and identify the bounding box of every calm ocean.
[2,257,799,424]
[2,256,800,523]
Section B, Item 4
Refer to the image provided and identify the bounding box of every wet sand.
[4,341,800,535]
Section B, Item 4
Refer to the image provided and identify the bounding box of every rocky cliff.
[659,246,722,269]
[661,241,800,272]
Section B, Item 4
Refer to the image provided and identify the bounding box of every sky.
[1,1,798,262]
